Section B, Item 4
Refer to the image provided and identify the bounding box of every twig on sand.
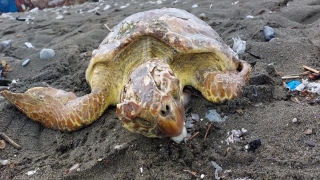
[104,23,113,32]
[183,169,197,177]
[188,131,199,141]
[203,123,212,140]
[0,132,22,150]
[281,75,300,80]
[302,65,319,74]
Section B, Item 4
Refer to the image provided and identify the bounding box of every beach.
[1,0,320,179]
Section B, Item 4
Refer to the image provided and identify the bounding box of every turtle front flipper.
[196,60,252,103]
[1,87,107,132]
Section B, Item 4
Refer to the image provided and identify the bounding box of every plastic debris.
[26,168,39,176]
[200,174,205,179]
[226,128,247,144]
[192,4,198,8]
[114,142,129,150]
[120,4,130,9]
[1,40,11,49]
[232,36,246,54]
[205,109,228,123]
[211,161,222,180]
[104,5,111,10]
[171,125,187,143]
[25,42,35,48]
[29,7,39,13]
[191,113,200,122]
[306,82,320,95]
[246,15,254,18]
[244,139,261,152]
[40,48,55,59]
[0,159,10,166]
[22,58,30,66]
[88,7,100,13]
[263,26,275,41]
[56,15,64,20]
[286,80,301,91]
[66,163,80,174]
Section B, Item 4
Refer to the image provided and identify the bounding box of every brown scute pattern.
[0,87,106,132]
[116,59,184,137]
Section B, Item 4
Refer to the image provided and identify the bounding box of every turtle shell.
[87,8,240,80]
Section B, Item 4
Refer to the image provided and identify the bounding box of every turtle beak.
[154,96,185,137]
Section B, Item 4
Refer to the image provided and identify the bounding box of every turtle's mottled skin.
[1,8,251,138]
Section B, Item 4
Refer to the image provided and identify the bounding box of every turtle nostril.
[160,105,170,116]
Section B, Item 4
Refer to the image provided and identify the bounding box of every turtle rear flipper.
[1,87,107,132]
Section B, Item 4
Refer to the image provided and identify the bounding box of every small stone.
[306,140,315,147]
[199,13,207,20]
[56,15,64,20]
[22,59,30,66]
[292,118,298,123]
[40,49,55,59]
[263,26,275,41]
[304,127,313,135]
[1,40,11,49]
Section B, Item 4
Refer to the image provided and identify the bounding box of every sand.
[1,0,320,179]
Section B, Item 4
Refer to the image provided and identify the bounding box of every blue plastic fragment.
[286,80,301,90]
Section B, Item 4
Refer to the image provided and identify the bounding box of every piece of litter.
[211,161,222,180]
[66,163,80,174]
[192,4,198,8]
[200,174,205,179]
[40,49,55,59]
[88,7,100,13]
[232,36,246,54]
[140,167,143,173]
[25,42,35,48]
[56,15,64,20]
[114,142,129,150]
[22,59,30,66]
[206,109,228,123]
[286,80,301,91]
[232,1,239,5]
[171,125,187,143]
[120,4,130,9]
[104,5,111,10]
[246,15,254,18]
[26,168,39,176]
[191,113,200,121]
[29,7,39,13]
[0,159,10,166]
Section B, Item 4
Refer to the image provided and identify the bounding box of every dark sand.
[1,0,320,179]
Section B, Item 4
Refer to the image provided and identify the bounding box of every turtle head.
[116,60,184,138]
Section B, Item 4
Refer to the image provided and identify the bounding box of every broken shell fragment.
[0,140,5,149]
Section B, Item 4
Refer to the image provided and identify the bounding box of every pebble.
[22,59,30,66]
[263,26,275,41]
[292,117,298,123]
[306,140,315,147]
[192,4,198,8]
[0,159,10,165]
[40,49,55,59]
[199,13,207,20]
[304,127,313,135]
[56,15,64,20]
[1,40,11,49]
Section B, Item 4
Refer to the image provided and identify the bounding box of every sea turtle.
[0,8,251,138]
